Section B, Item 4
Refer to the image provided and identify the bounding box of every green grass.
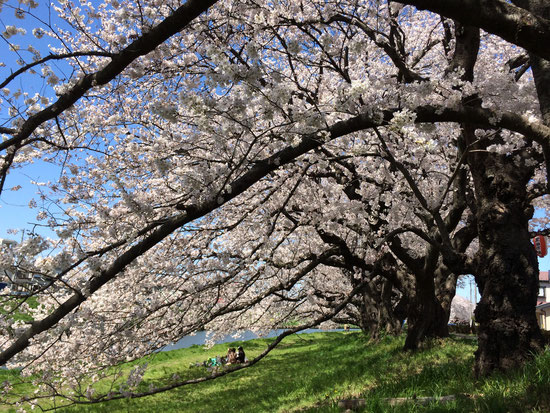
[1,332,549,412]
[0,296,39,322]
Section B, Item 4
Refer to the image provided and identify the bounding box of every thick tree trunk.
[322,269,404,339]
[436,273,458,324]
[404,272,448,350]
[470,152,545,376]
[377,279,404,337]
[434,259,465,326]
[356,277,403,339]
[447,16,544,374]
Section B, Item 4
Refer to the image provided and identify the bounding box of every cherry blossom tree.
[1,0,549,409]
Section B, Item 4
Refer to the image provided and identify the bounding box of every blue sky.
[0,160,60,240]
[1,2,67,240]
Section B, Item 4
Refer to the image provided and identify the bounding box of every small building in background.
[536,271,550,330]
[0,238,48,296]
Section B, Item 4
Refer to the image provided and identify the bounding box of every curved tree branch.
[399,0,550,60]
[0,0,219,193]
[0,51,114,90]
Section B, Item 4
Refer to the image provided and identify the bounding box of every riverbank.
[1,331,549,412]
[162,328,355,351]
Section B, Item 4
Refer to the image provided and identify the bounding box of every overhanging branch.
[2,101,547,366]
[399,0,550,60]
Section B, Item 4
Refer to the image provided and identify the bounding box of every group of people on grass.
[200,346,247,368]
[226,346,246,364]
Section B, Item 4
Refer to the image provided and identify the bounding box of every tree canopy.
[0,0,549,409]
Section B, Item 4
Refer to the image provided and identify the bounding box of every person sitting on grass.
[226,347,238,364]
[237,346,246,363]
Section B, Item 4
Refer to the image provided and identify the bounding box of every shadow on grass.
[337,337,550,413]
[57,332,397,413]
[28,332,550,413]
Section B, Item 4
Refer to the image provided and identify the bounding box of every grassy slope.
[1,332,549,412]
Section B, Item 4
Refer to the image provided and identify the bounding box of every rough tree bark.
[470,149,545,376]
[357,276,404,339]
[467,0,548,376]
[443,16,545,375]
[403,271,449,350]
[376,240,450,350]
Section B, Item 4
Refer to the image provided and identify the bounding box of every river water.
[162,328,352,351]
